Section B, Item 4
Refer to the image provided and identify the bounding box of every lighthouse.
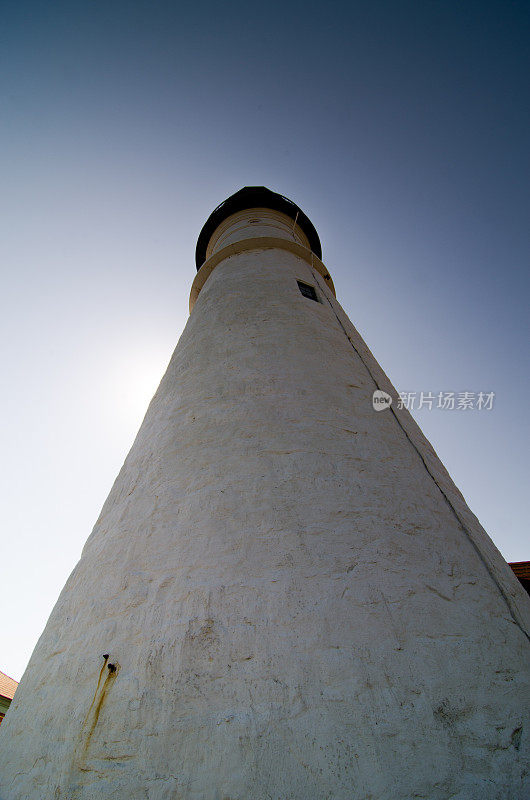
[1,187,528,799]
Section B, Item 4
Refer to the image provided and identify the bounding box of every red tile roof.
[510,561,530,580]
[0,671,18,701]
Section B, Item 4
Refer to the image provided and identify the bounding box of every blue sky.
[1,0,529,680]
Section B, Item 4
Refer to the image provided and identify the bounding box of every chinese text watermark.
[372,390,496,412]
[397,391,495,411]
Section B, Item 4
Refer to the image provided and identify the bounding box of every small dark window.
[297,281,319,302]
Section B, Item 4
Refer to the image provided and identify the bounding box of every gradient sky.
[1,0,529,681]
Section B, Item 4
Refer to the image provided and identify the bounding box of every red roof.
[0,671,18,701]
[509,561,530,580]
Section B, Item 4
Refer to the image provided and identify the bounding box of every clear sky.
[1,0,529,681]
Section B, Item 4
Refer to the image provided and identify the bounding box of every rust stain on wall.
[73,657,120,772]
[81,667,118,757]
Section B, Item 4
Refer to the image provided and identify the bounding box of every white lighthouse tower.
[1,187,528,799]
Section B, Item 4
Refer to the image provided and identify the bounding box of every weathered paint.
[1,206,529,800]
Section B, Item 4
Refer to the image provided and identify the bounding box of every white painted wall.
[1,216,528,800]
[205,208,310,258]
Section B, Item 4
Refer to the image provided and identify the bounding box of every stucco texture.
[1,243,529,800]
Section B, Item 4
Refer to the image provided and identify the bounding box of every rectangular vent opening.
[297,281,319,302]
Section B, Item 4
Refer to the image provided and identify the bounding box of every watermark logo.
[397,391,495,411]
[371,390,496,412]
[372,390,393,411]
